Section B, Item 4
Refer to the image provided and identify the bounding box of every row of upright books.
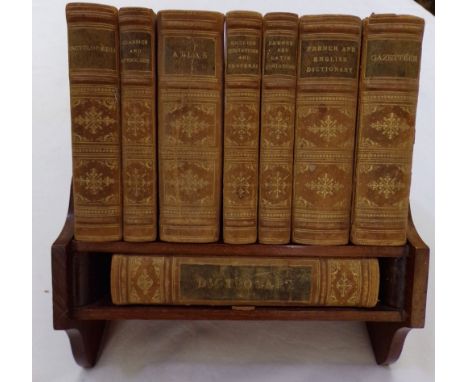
[66,3,425,246]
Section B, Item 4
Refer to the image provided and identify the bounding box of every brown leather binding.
[223,11,262,244]
[157,11,224,242]
[258,13,299,244]
[119,7,157,242]
[351,14,424,245]
[292,15,362,245]
[66,3,122,241]
[111,254,380,307]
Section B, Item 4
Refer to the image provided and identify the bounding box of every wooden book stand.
[52,189,429,367]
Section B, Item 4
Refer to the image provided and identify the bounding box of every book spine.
[111,254,380,307]
[223,11,262,244]
[119,8,157,242]
[351,15,424,245]
[292,15,362,245]
[157,11,224,243]
[258,13,299,244]
[66,3,122,241]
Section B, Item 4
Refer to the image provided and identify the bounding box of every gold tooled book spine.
[258,13,299,244]
[351,15,424,245]
[110,254,380,307]
[223,11,262,244]
[119,8,157,242]
[66,3,122,241]
[157,11,224,243]
[292,15,362,245]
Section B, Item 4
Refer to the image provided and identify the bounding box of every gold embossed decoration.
[165,103,215,146]
[371,112,409,140]
[127,256,163,303]
[125,106,150,140]
[73,158,119,205]
[327,260,360,306]
[165,164,211,200]
[308,114,347,142]
[264,169,289,202]
[368,175,404,199]
[76,166,115,196]
[227,106,257,144]
[72,97,119,143]
[124,161,153,202]
[74,105,116,135]
[305,173,343,198]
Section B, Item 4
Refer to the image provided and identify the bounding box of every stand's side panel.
[366,210,430,365]
[405,210,430,328]
[366,322,411,365]
[51,196,75,330]
[52,187,107,368]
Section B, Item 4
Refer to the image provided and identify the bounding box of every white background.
[32,0,434,381]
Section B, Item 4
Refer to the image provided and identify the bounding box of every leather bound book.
[111,254,380,307]
[292,15,362,245]
[258,13,299,244]
[351,15,424,245]
[157,11,224,243]
[223,11,262,244]
[119,8,157,242]
[66,3,122,241]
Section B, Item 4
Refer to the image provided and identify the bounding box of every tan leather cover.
[66,3,121,241]
[119,8,157,242]
[292,15,362,245]
[111,255,379,307]
[223,11,262,244]
[351,15,424,245]
[258,13,299,244]
[157,11,224,242]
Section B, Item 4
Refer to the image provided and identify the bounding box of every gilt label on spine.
[264,36,297,75]
[227,36,260,75]
[121,32,152,71]
[300,40,359,78]
[178,264,313,303]
[68,28,117,70]
[365,40,421,79]
[164,37,215,75]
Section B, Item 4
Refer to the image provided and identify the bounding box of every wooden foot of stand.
[367,322,410,365]
[65,321,107,368]
[52,188,429,367]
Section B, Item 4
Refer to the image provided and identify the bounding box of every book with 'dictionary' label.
[111,254,380,307]
[292,15,362,245]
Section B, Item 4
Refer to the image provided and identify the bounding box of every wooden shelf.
[72,239,408,258]
[73,302,404,322]
[51,189,429,368]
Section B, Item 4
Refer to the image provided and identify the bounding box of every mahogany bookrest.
[52,191,429,367]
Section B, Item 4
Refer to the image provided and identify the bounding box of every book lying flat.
[111,254,379,307]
